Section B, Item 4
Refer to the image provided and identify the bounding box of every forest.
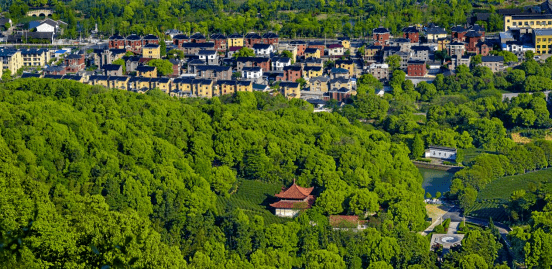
[3,0,503,39]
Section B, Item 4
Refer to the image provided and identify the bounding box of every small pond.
[419,168,454,197]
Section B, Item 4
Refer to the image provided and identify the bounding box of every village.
[0,1,551,106]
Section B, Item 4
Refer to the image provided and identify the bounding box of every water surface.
[419,168,454,197]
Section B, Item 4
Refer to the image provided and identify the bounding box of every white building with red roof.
[270,179,316,217]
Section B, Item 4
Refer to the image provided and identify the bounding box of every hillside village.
[0,0,551,105]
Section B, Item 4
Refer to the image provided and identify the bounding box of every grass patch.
[465,168,552,223]
[216,179,291,225]
[461,148,497,165]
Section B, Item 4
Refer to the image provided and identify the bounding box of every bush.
[443,161,456,166]
[442,218,451,232]
[434,224,445,233]
[416,158,432,163]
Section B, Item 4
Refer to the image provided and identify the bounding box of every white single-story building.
[425,146,457,161]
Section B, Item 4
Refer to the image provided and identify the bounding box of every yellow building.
[276,44,297,61]
[303,66,323,79]
[340,39,351,49]
[151,78,171,92]
[88,75,110,88]
[0,49,23,74]
[504,14,552,31]
[279,82,300,99]
[437,38,451,51]
[227,34,244,47]
[142,44,161,59]
[363,45,380,63]
[21,48,49,67]
[108,76,130,90]
[129,77,152,91]
[304,48,320,58]
[534,28,552,55]
[216,80,252,96]
[335,60,355,77]
[137,65,157,78]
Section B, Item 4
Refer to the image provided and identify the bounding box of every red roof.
[274,180,314,199]
[229,46,243,52]
[270,195,315,209]
[327,44,344,49]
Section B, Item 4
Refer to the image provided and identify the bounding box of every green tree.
[348,189,379,216]
[2,69,11,81]
[386,55,401,71]
[147,59,173,76]
[296,77,307,88]
[167,49,184,59]
[411,134,425,159]
[160,38,167,57]
[459,187,477,212]
[524,50,535,61]
[234,47,255,59]
[112,58,126,73]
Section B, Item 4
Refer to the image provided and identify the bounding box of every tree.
[234,47,255,59]
[232,72,242,78]
[296,78,307,88]
[385,55,401,71]
[459,187,477,212]
[160,38,167,57]
[348,189,379,215]
[471,54,482,66]
[352,91,389,120]
[358,73,383,90]
[524,50,535,61]
[147,59,173,76]
[167,49,184,59]
[112,58,126,73]
[435,191,442,199]
[2,69,11,81]
[411,134,424,159]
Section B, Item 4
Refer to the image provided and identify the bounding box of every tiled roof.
[269,195,315,209]
[373,27,390,34]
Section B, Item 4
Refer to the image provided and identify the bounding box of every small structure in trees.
[329,215,368,231]
[424,146,457,161]
[270,179,315,217]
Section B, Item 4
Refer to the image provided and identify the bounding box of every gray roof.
[481,56,504,62]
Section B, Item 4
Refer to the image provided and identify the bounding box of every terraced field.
[216,179,291,225]
[465,168,552,223]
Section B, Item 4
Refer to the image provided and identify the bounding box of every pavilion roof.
[274,180,314,199]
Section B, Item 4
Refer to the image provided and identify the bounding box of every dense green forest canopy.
[4,0,495,39]
[0,78,431,267]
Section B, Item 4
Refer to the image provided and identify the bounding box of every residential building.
[228,33,244,47]
[464,30,484,53]
[279,82,301,99]
[338,37,351,49]
[437,38,450,51]
[327,44,344,57]
[242,66,263,81]
[227,46,242,58]
[108,76,130,90]
[253,43,274,56]
[402,26,420,43]
[236,57,271,72]
[198,50,219,65]
[103,64,123,76]
[126,34,143,54]
[410,46,430,61]
[504,14,552,31]
[283,65,302,82]
[150,77,171,92]
[373,27,391,46]
[195,65,232,80]
[124,56,141,73]
[447,42,466,57]
[335,60,355,77]
[142,34,159,46]
[64,54,85,73]
[451,26,467,41]
[189,33,206,43]
[407,60,427,76]
[304,48,321,58]
[308,41,326,57]
[136,65,157,78]
[449,55,471,70]
[276,44,298,61]
[180,43,215,55]
[173,34,189,49]
[533,28,552,54]
[271,57,291,71]
[326,87,355,102]
[303,57,323,67]
[303,66,323,78]
[142,44,160,59]
[426,25,448,42]
[309,76,329,92]
[20,48,49,67]
[330,68,350,79]
[0,49,23,74]
[270,180,315,217]
[479,56,505,72]
[363,45,381,63]
[368,63,389,80]
[329,77,352,91]
[109,35,126,49]
[43,65,66,76]
[425,146,457,161]
[262,32,279,45]
[217,80,253,96]
[245,33,263,48]
[7,32,54,44]
[128,77,152,92]
[210,33,228,52]
[171,78,214,97]
[88,75,110,88]
[391,38,413,52]
[506,41,536,55]
[289,41,307,56]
